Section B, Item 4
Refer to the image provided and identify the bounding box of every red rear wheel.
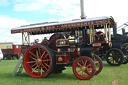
[23,45,55,78]
[73,56,96,80]
[92,55,103,75]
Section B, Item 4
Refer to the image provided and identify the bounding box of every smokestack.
[113,22,117,36]
[122,28,125,35]
[80,0,86,19]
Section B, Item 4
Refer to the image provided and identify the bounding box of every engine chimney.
[122,28,126,35]
[113,22,117,37]
[80,0,86,19]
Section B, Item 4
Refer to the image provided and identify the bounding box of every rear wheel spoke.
[41,51,46,58]
[27,61,36,64]
[31,65,38,73]
[29,51,37,58]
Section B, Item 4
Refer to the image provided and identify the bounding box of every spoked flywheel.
[73,56,96,80]
[23,45,55,78]
[92,55,103,75]
[106,48,124,66]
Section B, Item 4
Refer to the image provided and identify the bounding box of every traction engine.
[11,16,115,80]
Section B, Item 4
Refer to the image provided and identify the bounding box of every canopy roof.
[11,16,115,35]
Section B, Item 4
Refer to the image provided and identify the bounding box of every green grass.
[0,60,128,85]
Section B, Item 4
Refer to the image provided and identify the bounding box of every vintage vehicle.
[0,48,3,61]
[0,43,22,60]
[11,16,116,80]
[111,22,128,64]
[94,22,128,66]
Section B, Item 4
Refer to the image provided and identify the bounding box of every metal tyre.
[106,48,124,66]
[23,45,55,78]
[92,55,103,75]
[73,56,96,80]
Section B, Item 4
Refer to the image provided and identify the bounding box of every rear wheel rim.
[93,55,103,75]
[23,45,52,78]
[73,57,95,80]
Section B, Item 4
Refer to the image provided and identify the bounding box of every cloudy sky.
[0,0,128,44]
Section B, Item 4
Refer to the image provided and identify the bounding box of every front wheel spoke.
[84,60,87,66]
[31,65,38,73]
[81,71,84,76]
[87,64,91,67]
[82,60,84,65]
[38,66,40,74]
[77,62,82,67]
[27,61,36,64]
[77,69,82,73]
[41,67,43,75]
[86,69,91,74]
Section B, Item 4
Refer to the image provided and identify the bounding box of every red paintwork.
[11,18,111,34]
[56,54,71,64]
[23,45,52,78]
[49,34,65,51]
[2,45,21,55]
[73,57,95,80]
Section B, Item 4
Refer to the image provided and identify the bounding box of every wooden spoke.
[42,64,48,71]
[81,71,84,76]
[31,65,38,73]
[29,51,37,58]
[41,67,43,75]
[82,60,84,65]
[38,66,40,74]
[41,51,46,58]
[42,59,50,62]
[43,54,48,59]
[44,63,50,68]
[77,69,82,73]
[31,63,37,68]
[77,62,82,67]
[27,61,36,64]
[30,56,37,61]
[38,47,41,57]
[87,64,91,67]
[84,60,87,66]
[36,49,39,59]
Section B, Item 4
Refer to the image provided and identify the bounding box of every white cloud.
[12,0,80,17]
[0,15,29,44]
[0,0,9,6]
[0,15,28,28]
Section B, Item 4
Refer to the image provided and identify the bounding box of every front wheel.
[73,56,96,80]
[106,48,124,66]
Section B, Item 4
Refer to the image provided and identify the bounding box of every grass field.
[0,60,128,85]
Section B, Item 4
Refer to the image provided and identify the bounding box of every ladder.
[12,57,24,76]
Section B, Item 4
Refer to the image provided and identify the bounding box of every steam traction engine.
[11,16,115,80]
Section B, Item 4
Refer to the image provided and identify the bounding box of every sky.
[0,0,128,44]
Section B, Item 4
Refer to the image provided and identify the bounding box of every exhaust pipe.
[80,0,86,19]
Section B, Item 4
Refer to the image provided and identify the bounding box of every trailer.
[0,43,22,60]
[11,16,116,80]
